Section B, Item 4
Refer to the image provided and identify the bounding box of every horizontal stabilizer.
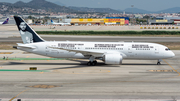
[17,43,36,49]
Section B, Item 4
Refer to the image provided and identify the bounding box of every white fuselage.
[17,41,175,60]
[0,22,4,24]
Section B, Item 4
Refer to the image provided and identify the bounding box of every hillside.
[157,7,180,13]
[123,8,153,14]
[69,6,122,13]
[12,0,74,13]
[1,0,180,14]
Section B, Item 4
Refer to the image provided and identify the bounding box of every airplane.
[0,18,9,25]
[51,19,71,26]
[105,23,117,25]
[13,16,175,66]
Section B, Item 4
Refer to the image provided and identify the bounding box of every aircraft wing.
[49,47,104,57]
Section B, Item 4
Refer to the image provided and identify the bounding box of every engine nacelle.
[103,53,123,65]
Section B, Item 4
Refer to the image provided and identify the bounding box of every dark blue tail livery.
[2,18,9,24]
[51,19,54,23]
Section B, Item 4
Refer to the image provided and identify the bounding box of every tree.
[28,16,32,19]
[143,16,150,25]
[28,15,35,19]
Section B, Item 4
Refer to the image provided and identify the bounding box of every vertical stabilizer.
[51,20,54,24]
[14,16,44,44]
[2,18,9,24]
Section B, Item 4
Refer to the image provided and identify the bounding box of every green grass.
[37,31,180,36]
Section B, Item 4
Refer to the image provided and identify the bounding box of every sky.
[1,0,180,11]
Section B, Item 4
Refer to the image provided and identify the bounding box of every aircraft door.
[155,46,159,54]
[128,46,132,53]
[45,45,50,56]
[128,46,135,58]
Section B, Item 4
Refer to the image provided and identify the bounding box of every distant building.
[174,19,180,25]
[26,19,33,24]
[71,18,104,25]
[70,17,129,25]
[134,14,143,19]
[149,19,174,25]
[156,17,180,20]
[105,17,129,25]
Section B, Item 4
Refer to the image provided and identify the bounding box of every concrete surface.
[0,50,179,100]
[1,36,180,42]
[0,25,180,42]
[0,25,180,101]
[1,25,180,31]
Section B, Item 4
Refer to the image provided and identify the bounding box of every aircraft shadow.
[122,63,166,65]
[6,62,82,66]
[4,61,119,70]
[6,61,112,66]
[4,61,165,71]
[5,61,163,66]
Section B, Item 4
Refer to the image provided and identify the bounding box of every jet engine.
[103,53,123,65]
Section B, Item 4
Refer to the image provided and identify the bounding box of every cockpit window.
[165,48,170,51]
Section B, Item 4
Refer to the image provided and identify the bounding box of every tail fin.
[51,20,54,23]
[14,16,44,44]
[2,18,9,24]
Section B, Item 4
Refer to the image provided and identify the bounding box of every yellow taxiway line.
[163,59,180,75]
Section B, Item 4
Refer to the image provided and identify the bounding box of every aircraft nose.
[169,51,175,58]
[171,52,175,57]
[164,51,175,58]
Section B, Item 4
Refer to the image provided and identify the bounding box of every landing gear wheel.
[87,61,97,66]
[93,60,97,65]
[87,62,91,66]
[91,62,96,66]
[157,62,161,65]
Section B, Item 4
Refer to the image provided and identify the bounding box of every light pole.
[131,5,134,15]
[131,5,134,25]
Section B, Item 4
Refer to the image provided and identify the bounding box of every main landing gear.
[157,59,162,65]
[87,56,97,66]
[87,61,97,66]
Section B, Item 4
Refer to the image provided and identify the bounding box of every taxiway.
[0,50,179,100]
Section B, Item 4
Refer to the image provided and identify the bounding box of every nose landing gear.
[157,62,161,65]
[157,59,162,65]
